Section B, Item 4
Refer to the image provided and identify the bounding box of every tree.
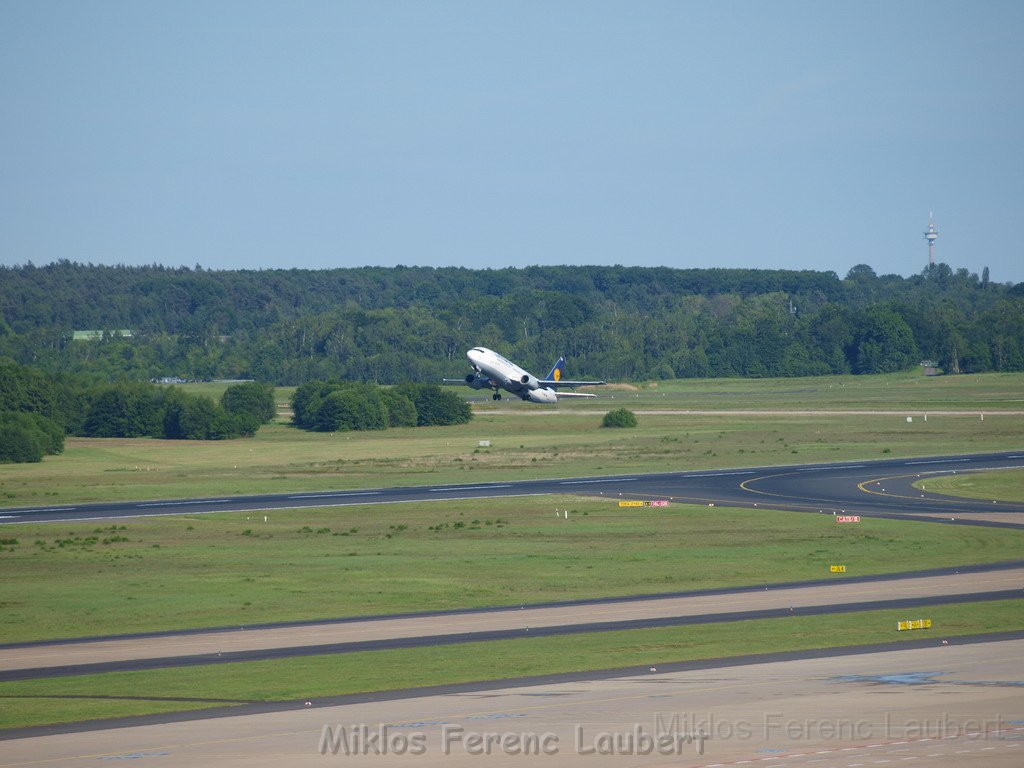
[26,412,64,454]
[0,414,44,463]
[83,383,162,437]
[291,380,337,429]
[163,390,248,439]
[397,383,472,426]
[221,382,276,424]
[853,307,919,374]
[0,361,61,425]
[381,389,418,427]
[0,411,63,462]
[314,387,388,431]
[845,264,877,281]
[2,262,1018,383]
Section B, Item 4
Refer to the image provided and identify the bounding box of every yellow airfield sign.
[897,618,932,631]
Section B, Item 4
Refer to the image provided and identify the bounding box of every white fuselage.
[467,347,558,403]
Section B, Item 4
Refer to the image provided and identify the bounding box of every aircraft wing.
[539,379,606,389]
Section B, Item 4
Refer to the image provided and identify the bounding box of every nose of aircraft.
[467,348,485,369]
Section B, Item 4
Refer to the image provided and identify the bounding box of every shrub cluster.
[602,408,638,428]
[0,360,73,462]
[291,381,471,432]
[0,411,64,463]
[79,381,275,440]
[0,361,280,460]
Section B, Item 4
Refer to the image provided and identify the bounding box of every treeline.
[1,262,1022,383]
[290,382,471,432]
[82,381,275,440]
[0,361,276,461]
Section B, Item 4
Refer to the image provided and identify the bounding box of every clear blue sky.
[2,1,1022,282]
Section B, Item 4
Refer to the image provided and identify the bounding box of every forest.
[1,261,1021,385]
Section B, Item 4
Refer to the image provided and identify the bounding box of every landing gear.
[492,392,502,400]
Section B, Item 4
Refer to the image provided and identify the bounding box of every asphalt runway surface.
[2,450,1023,528]
[3,637,1022,766]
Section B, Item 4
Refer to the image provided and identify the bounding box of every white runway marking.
[287,492,380,499]
[17,507,76,513]
[688,470,756,477]
[428,485,513,492]
[137,499,230,507]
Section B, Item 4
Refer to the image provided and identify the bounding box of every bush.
[602,408,637,428]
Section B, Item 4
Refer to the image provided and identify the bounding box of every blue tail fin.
[546,356,567,382]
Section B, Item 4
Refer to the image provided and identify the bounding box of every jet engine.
[519,373,540,390]
[465,373,491,390]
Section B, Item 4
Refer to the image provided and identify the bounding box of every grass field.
[472,369,1024,412]
[3,498,1023,643]
[2,410,1022,508]
[1,599,1020,730]
[915,469,1024,503]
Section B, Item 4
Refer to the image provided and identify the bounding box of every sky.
[2,1,1022,282]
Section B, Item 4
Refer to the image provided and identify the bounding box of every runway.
[2,450,1023,528]
[3,637,1022,766]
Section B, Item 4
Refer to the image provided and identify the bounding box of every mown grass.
[2,599,1020,731]
[915,468,1024,503]
[3,498,1023,643]
[1,409,1022,507]
[474,369,1024,412]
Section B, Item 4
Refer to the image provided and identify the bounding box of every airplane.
[444,347,606,403]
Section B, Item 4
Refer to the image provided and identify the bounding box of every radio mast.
[923,212,939,266]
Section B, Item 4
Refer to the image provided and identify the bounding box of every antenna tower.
[923,212,939,266]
